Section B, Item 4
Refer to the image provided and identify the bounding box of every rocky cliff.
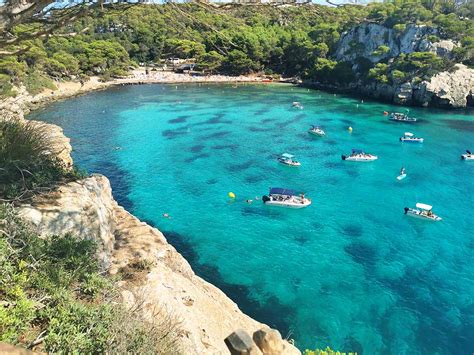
[335,23,455,63]
[330,22,474,108]
[2,88,300,354]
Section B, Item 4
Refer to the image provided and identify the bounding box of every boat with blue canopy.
[278,153,301,167]
[341,149,378,162]
[262,187,311,208]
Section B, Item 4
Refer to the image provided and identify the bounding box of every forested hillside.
[0,1,472,101]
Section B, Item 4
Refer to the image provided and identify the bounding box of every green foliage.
[0,120,81,202]
[0,1,471,96]
[197,51,225,73]
[23,71,56,95]
[372,45,390,57]
[223,49,260,75]
[368,63,390,83]
[0,74,17,97]
[0,204,183,353]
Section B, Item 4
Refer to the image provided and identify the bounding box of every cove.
[29,83,474,354]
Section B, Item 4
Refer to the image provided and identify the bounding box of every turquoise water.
[30,84,474,354]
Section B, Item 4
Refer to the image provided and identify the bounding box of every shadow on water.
[94,160,134,211]
[157,229,295,337]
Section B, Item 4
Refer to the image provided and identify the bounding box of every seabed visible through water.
[30,83,474,354]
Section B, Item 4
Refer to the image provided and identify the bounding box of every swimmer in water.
[163,213,172,219]
[246,199,253,204]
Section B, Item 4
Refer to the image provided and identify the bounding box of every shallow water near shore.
[30,84,474,354]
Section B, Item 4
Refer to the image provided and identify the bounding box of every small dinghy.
[389,112,417,123]
[397,174,407,181]
[404,203,442,221]
[461,150,474,160]
[292,101,304,110]
[278,153,301,167]
[342,149,378,162]
[400,132,424,143]
[262,187,311,209]
[308,125,325,136]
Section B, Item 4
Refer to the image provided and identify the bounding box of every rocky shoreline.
[303,63,474,109]
[0,75,300,354]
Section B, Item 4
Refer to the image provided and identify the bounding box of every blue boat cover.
[269,187,296,196]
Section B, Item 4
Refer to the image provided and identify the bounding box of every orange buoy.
[383,111,389,115]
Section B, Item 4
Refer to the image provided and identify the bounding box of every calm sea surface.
[30,84,474,354]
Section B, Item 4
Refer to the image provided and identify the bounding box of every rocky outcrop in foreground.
[18,175,300,354]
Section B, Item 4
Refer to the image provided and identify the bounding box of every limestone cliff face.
[335,23,454,63]
[17,175,300,354]
[328,22,474,108]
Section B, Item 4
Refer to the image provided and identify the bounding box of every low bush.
[0,120,82,202]
[0,204,183,353]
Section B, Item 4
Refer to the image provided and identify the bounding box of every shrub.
[0,120,81,202]
[23,71,56,95]
[0,204,184,354]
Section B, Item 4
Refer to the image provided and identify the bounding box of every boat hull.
[308,130,325,136]
[342,155,378,162]
[400,138,424,143]
[404,208,442,221]
[263,200,311,208]
[461,155,474,160]
[397,174,407,180]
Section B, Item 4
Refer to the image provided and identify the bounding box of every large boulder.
[417,64,474,108]
[253,327,300,355]
[225,330,262,355]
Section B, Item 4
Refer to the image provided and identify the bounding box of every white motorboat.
[278,153,301,167]
[400,132,424,143]
[292,101,304,109]
[404,203,442,221]
[308,125,325,136]
[461,150,474,160]
[342,149,378,162]
[262,187,311,208]
[389,112,417,123]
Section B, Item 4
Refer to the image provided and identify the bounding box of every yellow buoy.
[228,192,236,199]
[348,126,353,132]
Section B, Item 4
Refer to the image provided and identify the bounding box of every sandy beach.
[0,68,284,121]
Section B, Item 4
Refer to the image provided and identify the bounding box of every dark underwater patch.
[277,113,307,128]
[184,153,210,163]
[324,139,338,146]
[446,119,474,132]
[161,230,295,336]
[227,159,255,173]
[168,115,189,124]
[94,160,134,211]
[211,144,238,151]
[324,161,343,169]
[190,144,205,153]
[344,241,378,268]
[244,174,265,184]
[206,178,218,185]
[248,126,274,132]
[346,169,359,178]
[341,224,363,238]
[202,131,231,139]
[162,128,189,138]
[261,118,277,124]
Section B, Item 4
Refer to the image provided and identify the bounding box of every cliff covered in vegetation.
[0,0,472,107]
